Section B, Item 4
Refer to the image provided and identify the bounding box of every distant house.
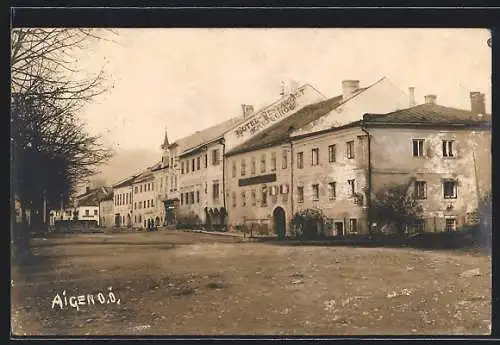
[99,191,114,228]
[74,186,114,227]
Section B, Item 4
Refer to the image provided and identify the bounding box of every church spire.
[161,126,169,149]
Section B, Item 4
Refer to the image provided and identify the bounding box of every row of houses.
[72,77,491,235]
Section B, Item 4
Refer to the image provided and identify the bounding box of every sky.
[74,28,491,185]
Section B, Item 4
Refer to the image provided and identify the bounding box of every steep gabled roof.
[76,187,113,207]
[133,168,155,184]
[226,94,344,156]
[173,117,242,154]
[112,174,138,189]
[364,103,492,125]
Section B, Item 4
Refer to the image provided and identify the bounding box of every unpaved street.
[11,230,491,336]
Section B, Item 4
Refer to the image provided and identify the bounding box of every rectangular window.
[85,210,89,216]
[443,180,457,199]
[242,191,246,207]
[414,181,427,199]
[204,154,208,168]
[94,210,98,216]
[212,149,220,165]
[186,161,190,173]
[261,186,268,206]
[260,154,266,173]
[346,141,355,159]
[181,193,184,205]
[139,215,142,223]
[140,185,143,193]
[349,218,358,234]
[445,218,457,232]
[213,181,220,201]
[232,192,237,207]
[190,192,194,205]
[297,152,304,169]
[197,156,201,170]
[271,152,277,171]
[297,186,304,203]
[134,202,137,210]
[147,200,150,208]
[328,182,337,200]
[348,179,356,196]
[170,157,173,167]
[328,144,336,163]
[414,219,425,233]
[196,190,200,203]
[282,151,288,169]
[152,182,154,191]
[143,200,146,208]
[191,158,195,172]
[311,148,319,166]
[312,184,319,201]
[412,139,424,157]
[251,189,256,206]
[232,161,236,178]
[181,162,185,174]
[251,157,256,175]
[442,140,455,157]
[151,199,154,208]
[241,159,246,176]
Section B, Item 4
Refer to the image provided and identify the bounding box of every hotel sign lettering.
[234,87,306,139]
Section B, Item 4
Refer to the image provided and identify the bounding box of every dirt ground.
[11,230,491,336]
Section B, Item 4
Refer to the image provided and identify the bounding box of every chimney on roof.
[470,91,486,115]
[408,87,416,107]
[342,80,360,102]
[241,104,254,119]
[424,94,437,105]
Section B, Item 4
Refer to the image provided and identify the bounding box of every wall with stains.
[368,126,491,230]
[292,126,370,234]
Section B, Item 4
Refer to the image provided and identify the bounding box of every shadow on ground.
[253,231,490,255]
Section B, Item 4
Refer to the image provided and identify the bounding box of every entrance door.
[335,222,344,236]
[273,207,286,238]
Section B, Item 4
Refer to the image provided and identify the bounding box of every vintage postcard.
[11,27,491,336]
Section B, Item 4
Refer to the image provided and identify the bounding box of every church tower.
[161,127,170,168]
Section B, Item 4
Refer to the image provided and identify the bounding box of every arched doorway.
[273,207,286,238]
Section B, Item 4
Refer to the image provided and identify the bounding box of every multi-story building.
[99,193,114,228]
[132,168,157,228]
[225,77,409,235]
[112,175,136,227]
[163,82,327,228]
[72,186,113,227]
[225,79,490,236]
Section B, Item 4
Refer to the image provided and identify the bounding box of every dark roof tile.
[364,104,491,125]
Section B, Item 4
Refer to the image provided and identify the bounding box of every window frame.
[412,139,425,157]
[312,184,320,201]
[328,144,336,163]
[346,141,355,159]
[311,148,319,166]
[297,151,304,169]
[443,180,458,199]
[328,182,337,200]
[414,181,427,200]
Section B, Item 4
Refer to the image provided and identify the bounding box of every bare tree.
[10,28,116,261]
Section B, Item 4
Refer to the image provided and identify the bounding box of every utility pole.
[43,190,47,224]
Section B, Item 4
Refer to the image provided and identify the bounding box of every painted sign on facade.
[224,84,325,151]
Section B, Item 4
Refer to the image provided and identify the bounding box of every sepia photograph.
[11,27,491,336]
